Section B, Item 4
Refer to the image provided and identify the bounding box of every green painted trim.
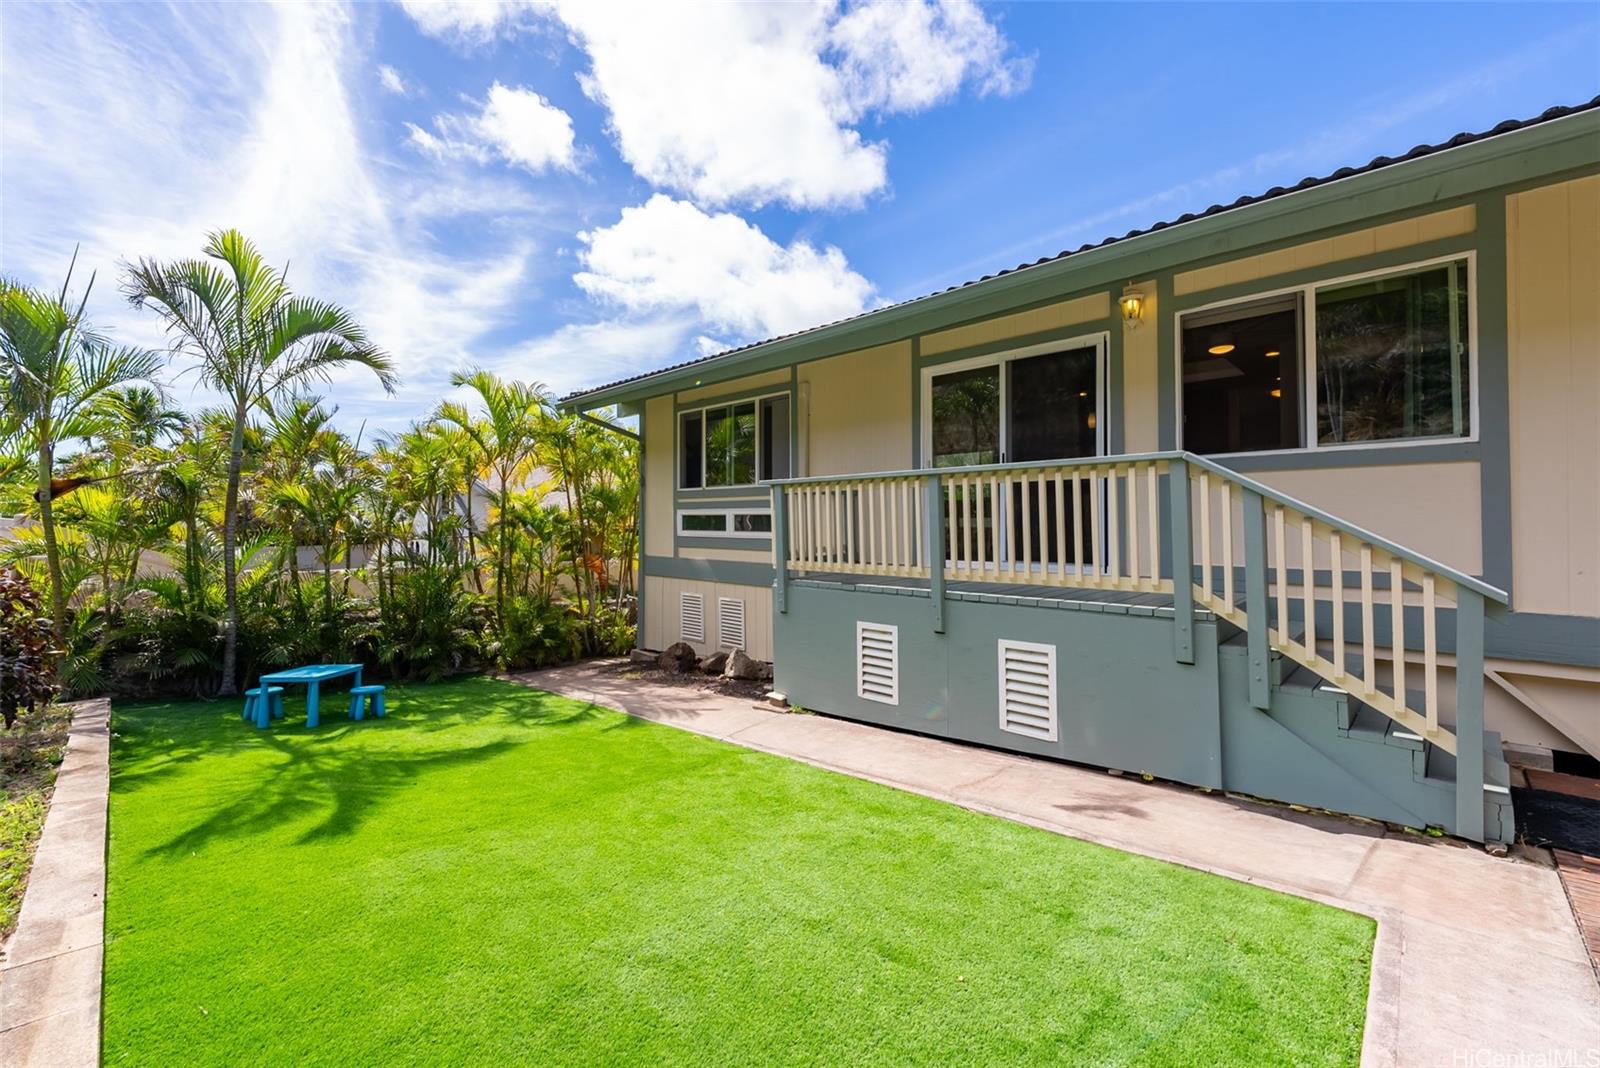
[563,112,1599,411]
[1156,272,1177,451]
[635,400,646,649]
[675,488,771,503]
[643,554,775,586]
[909,335,922,468]
[676,536,773,552]
[1471,193,1513,595]
[1488,611,1600,667]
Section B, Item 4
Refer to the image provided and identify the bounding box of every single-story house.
[561,98,1600,845]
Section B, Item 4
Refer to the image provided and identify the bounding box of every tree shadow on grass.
[131,679,605,856]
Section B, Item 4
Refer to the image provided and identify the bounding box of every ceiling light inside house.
[1265,350,1280,358]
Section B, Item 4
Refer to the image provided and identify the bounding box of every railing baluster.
[978,475,990,573]
[1071,469,1084,583]
[1272,505,1288,648]
[1330,532,1345,674]
[1107,466,1121,585]
[891,479,903,572]
[1390,556,1406,708]
[1053,471,1067,584]
[845,484,855,567]
[1198,472,1212,603]
[1423,573,1439,735]
[1022,472,1034,574]
[1360,544,1376,695]
[1090,467,1103,587]
[1222,483,1235,608]
[1301,516,1316,656]
[947,479,960,572]
[990,474,1001,576]
[1146,464,1160,589]
[1128,467,1142,587]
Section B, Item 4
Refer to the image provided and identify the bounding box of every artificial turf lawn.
[104,676,1373,1066]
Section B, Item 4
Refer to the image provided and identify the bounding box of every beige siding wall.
[801,340,913,475]
[1506,174,1600,617]
[1121,279,1160,453]
[1252,462,1483,575]
[642,576,773,660]
[1173,205,1476,296]
[920,292,1108,356]
[643,394,674,558]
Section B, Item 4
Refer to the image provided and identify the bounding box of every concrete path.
[514,662,1600,1067]
[0,699,109,1068]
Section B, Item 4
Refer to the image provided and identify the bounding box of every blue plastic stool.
[244,686,284,728]
[348,684,386,721]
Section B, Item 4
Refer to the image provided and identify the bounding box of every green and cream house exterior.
[563,100,1600,845]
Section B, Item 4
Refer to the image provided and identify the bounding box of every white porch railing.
[769,451,1510,841]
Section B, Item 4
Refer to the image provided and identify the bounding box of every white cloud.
[399,0,1028,210]
[407,82,578,173]
[378,63,411,95]
[490,316,700,398]
[0,1,539,434]
[573,194,875,339]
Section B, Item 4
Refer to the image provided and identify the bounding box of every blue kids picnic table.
[254,664,364,728]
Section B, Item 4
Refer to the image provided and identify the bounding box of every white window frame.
[677,391,793,491]
[917,331,1108,469]
[1173,251,1480,459]
[676,508,774,540]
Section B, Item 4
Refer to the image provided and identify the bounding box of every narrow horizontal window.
[732,512,772,534]
[680,513,728,533]
[1314,259,1470,445]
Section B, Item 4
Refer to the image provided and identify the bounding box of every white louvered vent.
[856,622,899,705]
[997,639,1057,741]
[679,592,706,644]
[718,597,746,651]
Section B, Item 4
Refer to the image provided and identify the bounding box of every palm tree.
[436,369,548,630]
[0,257,163,636]
[124,229,396,693]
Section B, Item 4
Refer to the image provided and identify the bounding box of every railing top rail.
[1179,454,1508,605]
[763,452,1184,487]
[765,449,1507,606]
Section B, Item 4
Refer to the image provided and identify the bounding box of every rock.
[629,649,656,666]
[757,661,774,681]
[699,651,729,675]
[765,691,788,710]
[721,649,769,681]
[658,642,698,673]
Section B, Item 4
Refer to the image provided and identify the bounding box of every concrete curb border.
[0,699,110,1067]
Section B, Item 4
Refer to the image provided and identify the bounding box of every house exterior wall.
[612,123,1599,757]
[1505,173,1600,618]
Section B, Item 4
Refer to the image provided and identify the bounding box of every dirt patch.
[589,657,774,704]
[1,700,73,941]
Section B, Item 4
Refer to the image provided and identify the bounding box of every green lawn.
[105,677,1373,1066]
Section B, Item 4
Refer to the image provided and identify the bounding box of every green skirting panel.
[773,585,1225,790]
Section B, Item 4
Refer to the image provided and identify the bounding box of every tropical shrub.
[0,569,59,729]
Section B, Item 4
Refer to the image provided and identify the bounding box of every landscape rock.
[699,651,729,675]
[629,649,656,666]
[658,642,698,674]
[721,649,770,681]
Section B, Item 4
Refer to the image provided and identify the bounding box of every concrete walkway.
[0,699,109,1068]
[514,662,1600,1067]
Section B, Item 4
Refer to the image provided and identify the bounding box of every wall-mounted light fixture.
[1119,284,1146,329]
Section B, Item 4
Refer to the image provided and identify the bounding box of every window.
[1314,259,1470,444]
[1179,255,1474,455]
[679,394,790,488]
[1181,295,1302,454]
[677,509,773,539]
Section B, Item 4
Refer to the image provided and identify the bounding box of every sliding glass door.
[922,335,1106,573]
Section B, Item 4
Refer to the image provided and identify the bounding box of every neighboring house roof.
[561,96,1600,410]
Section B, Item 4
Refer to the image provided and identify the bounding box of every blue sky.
[3,1,1595,435]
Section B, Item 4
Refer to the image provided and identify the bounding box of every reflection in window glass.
[680,412,703,488]
[760,396,790,480]
[705,407,731,486]
[1181,299,1301,454]
[731,402,756,484]
[930,365,999,467]
[681,513,728,532]
[1315,260,1470,444]
[733,512,772,533]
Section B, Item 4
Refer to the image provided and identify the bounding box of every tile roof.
[563,95,1600,404]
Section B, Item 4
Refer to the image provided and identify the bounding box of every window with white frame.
[1179,255,1474,454]
[677,509,773,539]
[679,394,791,488]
